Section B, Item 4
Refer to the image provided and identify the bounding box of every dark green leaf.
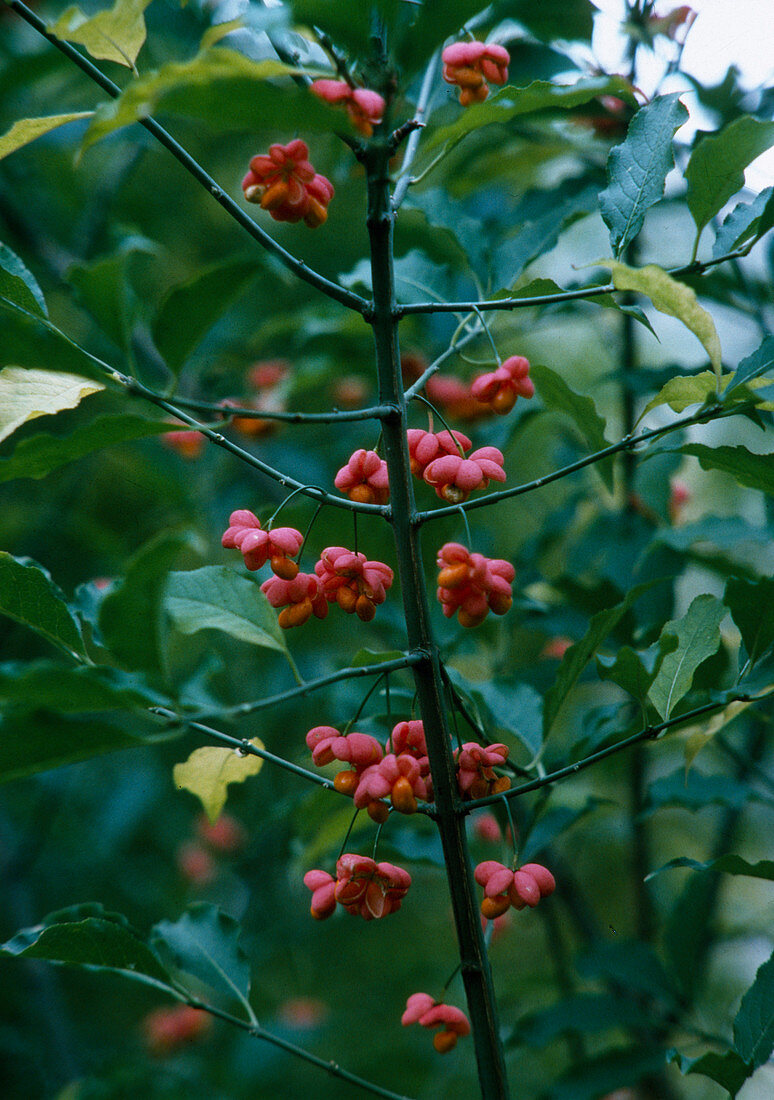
[548,1046,668,1100]
[723,335,774,397]
[644,769,761,813]
[0,553,86,659]
[0,297,106,381]
[152,903,251,1004]
[0,661,167,712]
[99,531,194,672]
[669,1049,752,1097]
[663,870,717,998]
[686,116,774,238]
[68,236,156,352]
[724,575,774,666]
[513,993,652,1048]
[680,444,774,496]
[0,241,47,318]
[424,75,635,154]
[152,260,258,376]
[577,940,676,1003]
[734,949,774,1068]
[713,186,774,258]
[543,582,655,737]
[2,905,175,993]
[495,179,601,282]
[596,646,657,701]
[0,414,173,484]
[0,708,168,784]
[529,362,613,489]
[648,856,774,882]
[600,93,688,256]
[349,648,406,668]
[520,797,610,862]
[497,0,594,42]
[648,594,725,719]
[164,566,288,655]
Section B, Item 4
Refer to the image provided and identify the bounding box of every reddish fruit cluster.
[142,1004,211,1056]
[334,449,390,505]
[471,355,534,415]
[401,993,471,1053]
[308,719,432,822]
[426,373,492,422]
[222,510,303,577]
[196,813,246,853]
[242,140,334,227]
[310,79,385,136]
[441,40,509,106]
[261,571,329,628]
[474,861,556,919]
[315,545,394,622]
[177,813,247,886]
[455,742,511,800]
[436,542,515,627]
[406,429,505,504]
[221,360,290,439]
[304,853,411,920]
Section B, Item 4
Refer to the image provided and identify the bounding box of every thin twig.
[392,50,440,210]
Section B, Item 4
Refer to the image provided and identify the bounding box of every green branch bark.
[362,140,510,1100]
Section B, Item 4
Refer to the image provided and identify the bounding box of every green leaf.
[529,363,613,490]
[724,575,774,666]
[0,661,167,712]
[644,769,762,813]
[577,940,676,1003]
[520,797,610,863]
[664,870,717,998]
[637,370,723,421]
[0,113,93,162]
[468,680,543,758]
[152,903,251,1004]
[686,116,774,239]
[0,709,165,784]
[0,242,47,318]
[0,553,86,659]
[648,855,774,882]
[648,594,725,719]
[350,648,405,668]
[173,739,265,823]
[0,413,173,484]
[0,297,107,381]
[734,950,774,1069]
[600,93,688,256]
[548,1047,668,1100]
[513,993,652,1049]
[596,646,657,701]
[606,261,723,380]
[713,186,774,258]
[424,75,635,154]
[680,443,774,496]
[669,1049,752,1097]
[99,531,193,672]
[164,566,288,655]
[2,905,175,993]
[543,582,655,738]
[50,0,154,68]
[81,49,331,151]
[495,179,601,282]
[501,0,594,42]
[723,335,774,397]
[68,236,157,352]
[0,366,104,444]
[152,260,258,376]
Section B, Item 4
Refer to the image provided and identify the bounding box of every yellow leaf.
[50,0,154,68]
[606,260,723,381]
[173,739,264,823]
[0,114,93,162]
[0,367,104,444]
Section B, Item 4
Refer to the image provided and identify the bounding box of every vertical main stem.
[363,144,510,1100]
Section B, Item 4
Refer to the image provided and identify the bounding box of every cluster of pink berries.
[306,719,511,819]
[222,511,393,627]
[441,40,510,106]
[304,853,411,921]
[242,140,334,227]
[474,861,556,919]
[437,543,515,628]
[310,79,385,136]
[402,993,471,1052]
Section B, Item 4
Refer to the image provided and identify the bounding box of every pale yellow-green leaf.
[201,19,244,49]
[683,698,751,773]
[173,739,264,823]
[637,370,732,423]
[50,0,154,68]
[0,367,104,444]
[0,114,94,161]
[606,261,723,380]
